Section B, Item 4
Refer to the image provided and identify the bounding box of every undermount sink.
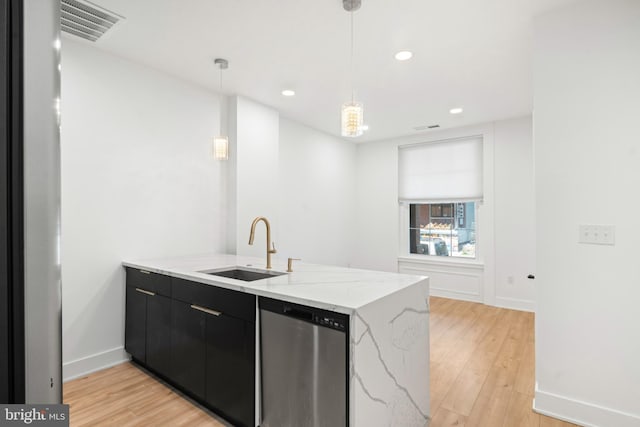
[201,268,286,282]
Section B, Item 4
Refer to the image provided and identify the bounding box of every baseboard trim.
[63,346,130,382]
[534,386,640,427]
[495,296,535,312]
[429,287,482,303]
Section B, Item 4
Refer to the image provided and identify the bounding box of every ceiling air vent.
[60,0,123,42]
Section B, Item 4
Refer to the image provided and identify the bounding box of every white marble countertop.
[123,254,428,314]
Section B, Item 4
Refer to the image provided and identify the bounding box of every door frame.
[0,0,25,404]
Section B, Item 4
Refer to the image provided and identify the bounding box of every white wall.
[352,139,399,273]
[61,39,227,380]
[533,1,640,426]
[354,117,535,311]
[494,117,536,310]
[232,96,280,259]
[278,118,356,266]
[228,97,357,266]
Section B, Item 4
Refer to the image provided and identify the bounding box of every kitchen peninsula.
[123,254,430,427]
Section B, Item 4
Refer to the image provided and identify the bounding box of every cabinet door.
[171,277,256,322]
[205,315,255,427]
[126,268,171,297]
[146,294,172,375]
[125,287,147,362]
[170,300,206,399]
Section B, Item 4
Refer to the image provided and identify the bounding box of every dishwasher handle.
[283,306,313,322]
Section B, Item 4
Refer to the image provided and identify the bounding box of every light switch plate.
[599,225,615,245]
[579,224,615,245]
[579,225,593,243]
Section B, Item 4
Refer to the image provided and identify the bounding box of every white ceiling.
[74,0,577,142]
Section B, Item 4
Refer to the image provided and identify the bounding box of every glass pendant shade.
[213,136,229,160]
[341,102,364,137]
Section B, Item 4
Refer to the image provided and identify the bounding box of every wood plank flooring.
[64,297,578,427]
[429,297,577,427]
[64,363,228,426]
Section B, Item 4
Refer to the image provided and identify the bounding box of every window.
[398,136,482,259]
[409,202,476,258]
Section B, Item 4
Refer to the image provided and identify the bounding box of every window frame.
[399,200,481,263]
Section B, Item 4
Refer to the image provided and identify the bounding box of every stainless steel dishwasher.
[259,296,349,427]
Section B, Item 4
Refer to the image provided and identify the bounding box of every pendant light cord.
[350,10,355,103]
[219,66,223,93]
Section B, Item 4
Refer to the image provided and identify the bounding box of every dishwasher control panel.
[314,315,347,331]
[260,296,349,333]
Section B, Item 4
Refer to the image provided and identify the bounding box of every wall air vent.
[413,124,440,131]
[60,0,124,42]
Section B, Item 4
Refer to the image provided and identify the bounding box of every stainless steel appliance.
[259,297,349,427]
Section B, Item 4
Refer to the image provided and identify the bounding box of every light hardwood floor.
[64,297,578,426]
[428,297,576,427]
[64,362,228,427]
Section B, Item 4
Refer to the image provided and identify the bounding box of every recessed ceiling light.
[449,107,464,114]
[395,51,413,61]
[281,89,296,97]
[361,124,369,131]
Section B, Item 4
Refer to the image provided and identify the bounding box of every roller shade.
[398,137,483,201]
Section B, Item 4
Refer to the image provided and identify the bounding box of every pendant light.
[341,0,363,138]
[213,58,229,160]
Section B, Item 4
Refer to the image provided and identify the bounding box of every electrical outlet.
[507,276,514,285]
[579,224,615,245]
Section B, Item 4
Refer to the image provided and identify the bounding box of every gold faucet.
[248,216,277,269]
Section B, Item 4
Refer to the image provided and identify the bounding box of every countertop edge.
[123,256,429,316]
[123,260,358,315]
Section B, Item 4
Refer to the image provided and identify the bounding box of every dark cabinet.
[146,293,172,374]
[170,299,255,427]
[205,313,255,427]
[124,282,172,375]
[171,276,256,322]
[126,268,171,296]
[170,300,206,399]
[124,267,255,427]
[124,286,147,362]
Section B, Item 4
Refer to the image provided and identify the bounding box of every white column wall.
[278,118,356,266]
[228,97,357,267]
[533,1,640,425]
[232,97,280,259]
[494,116,536,310]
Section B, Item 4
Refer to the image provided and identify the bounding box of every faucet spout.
[248,216,277,269]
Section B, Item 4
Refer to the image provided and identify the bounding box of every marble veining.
[123,253,427,314]
[123,253,430,426]
[350,281,430,426]
[357,314,427,416]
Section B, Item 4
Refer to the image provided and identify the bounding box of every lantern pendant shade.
[213,136,229,160]
[341,102,364,137]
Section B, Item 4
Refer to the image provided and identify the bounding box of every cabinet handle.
[139,270,151,274]
[190,304,221,317]
[135,288,155,296]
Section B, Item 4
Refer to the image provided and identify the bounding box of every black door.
[0,0,24,404]
[170,300,206,399]
[124,287,147,363]
[146,294,171,374]
[205,315,255,427]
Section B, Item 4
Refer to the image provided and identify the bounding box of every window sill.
[398,255,484,270]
